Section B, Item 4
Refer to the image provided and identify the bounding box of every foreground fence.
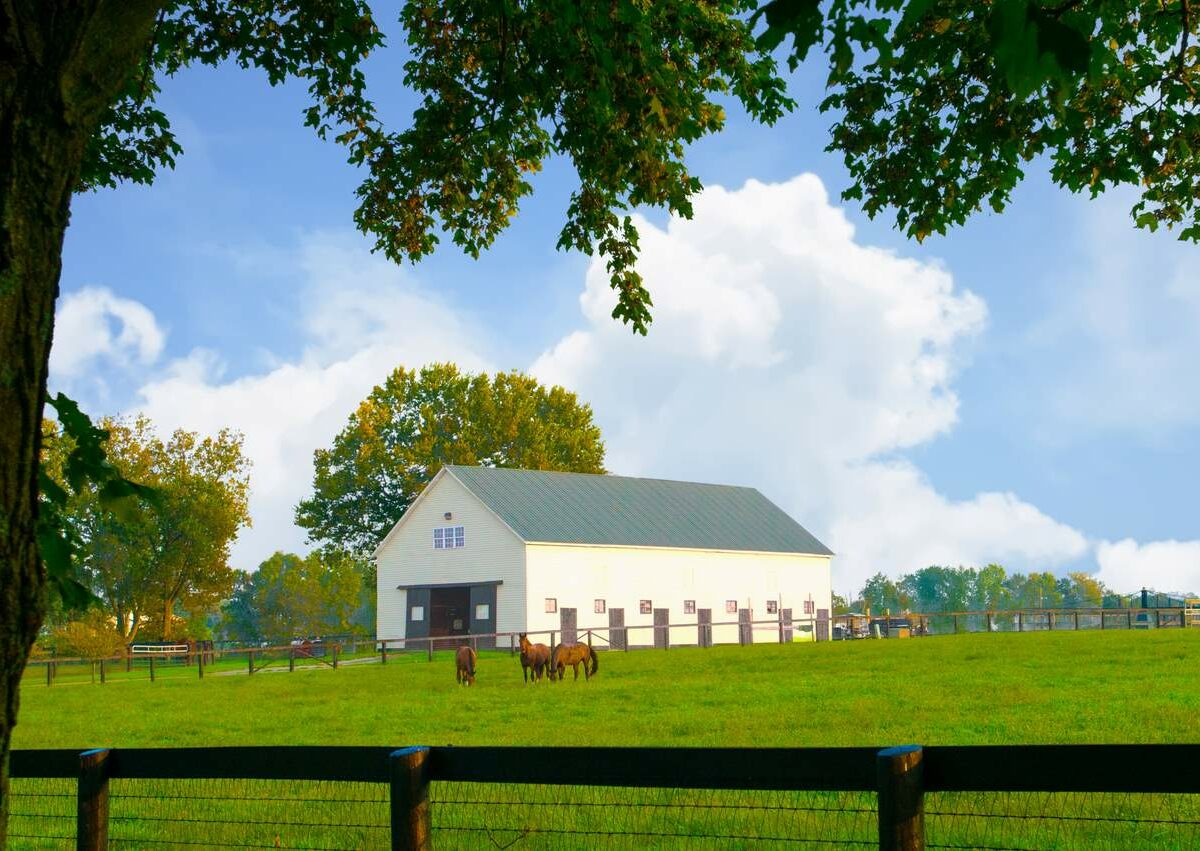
[11,744,1200,849]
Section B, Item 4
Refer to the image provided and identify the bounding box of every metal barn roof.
[444,465,832,556]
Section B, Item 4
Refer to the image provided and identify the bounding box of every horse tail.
[589,645,599,676]
[468,647,476,677]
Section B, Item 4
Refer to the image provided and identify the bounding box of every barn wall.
[375,471,526,645]
[523,544,832,646]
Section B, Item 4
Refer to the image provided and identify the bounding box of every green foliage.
[857,563,1116,612]
[295,363,606,554]
[758,0,1200,244]
[38,395,157,612]
[81,1,793,334]
[44,415,251,641]
[221,551,371,643]
[49,611,128,660]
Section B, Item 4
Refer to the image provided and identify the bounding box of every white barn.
[373,465,834,648]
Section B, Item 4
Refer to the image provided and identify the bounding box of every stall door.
[653,608,670,649]
[608,608,626,650]
[406,587,431,646]
[560,608,578,645]
[469,584,497,649]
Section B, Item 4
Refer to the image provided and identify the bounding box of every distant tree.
[859,573,909,613]
[1062,572,1106,608]
[831,593,851,615]
[296,364,606,554]
[50,612,126,660]
[973,564,1011,611]
[220,551,370,643]
[43,417,250,642]
[900,565,976,612]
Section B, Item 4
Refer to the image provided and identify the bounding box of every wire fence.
[11,745,1200,850]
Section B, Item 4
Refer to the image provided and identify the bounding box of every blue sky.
[51,10,1200,596]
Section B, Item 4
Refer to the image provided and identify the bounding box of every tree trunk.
[0,3,163,841]
[161,596,176,641]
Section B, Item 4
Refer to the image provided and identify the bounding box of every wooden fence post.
[46,662,52,687]
[248,650,254,675]
[1074,612,1080,630]
[382,641,388,665]
[1127,610,1132,629]
[427,638,433,663]
[389,746,431,851]
[333,645,340,669]
[198,652,204,679]
[289,649,295,673]
[953,614,958,634]
[77,748,111,851]
[986,613,993,633]
[1101,611,1106,630]
[877,745,924,851]
[1017,612,1023,632]
[149,656,155,682]
[99,659,105,684]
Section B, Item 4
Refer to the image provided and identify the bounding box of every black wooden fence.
[11,744,1200,849]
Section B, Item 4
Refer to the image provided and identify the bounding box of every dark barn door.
[560,608,578,645]
[430,587,470,649]
[608,608,626,650]
[738,608,753,645]
[697,609,712,648]
[406,587,431,645]
[469,584,497,649]
[780,608,793,643]
[653,608,670,649]
[816,609,830,641]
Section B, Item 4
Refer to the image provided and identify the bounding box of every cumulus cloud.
[533,175,1089,590]
[1096,539,1200,595]
[136,233,492,569]
[51,286,166,379]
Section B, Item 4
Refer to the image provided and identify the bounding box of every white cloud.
[534,175,1089,590]
[1096,538,1200,595]
[136,233,491,569]
[51,286,166,379]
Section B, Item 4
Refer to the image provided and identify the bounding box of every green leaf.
[752,0,824,68]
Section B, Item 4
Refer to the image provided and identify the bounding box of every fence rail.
[12,744,1200,849]
[25,606,1193,688]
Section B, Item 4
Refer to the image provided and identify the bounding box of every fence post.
[149,656,155,682]
[1101,611,1106,630]
[46,662,52,687]
[382,641,388,665]
[198,652,204,679]
[953,614,958,634]
[1156,610,1161,629]
[289,649,295,673]
[126,653,131,673]
[427,638,433,663]
[877,745,924,851]
[248,650,254,675]
[1017,612,1023,632]
[99,659,105,684]
[1074,612,1080,630]
[1126,610,1132,629]
[389,746,431,851]
[333,645,340,669]
[77,748,111,851]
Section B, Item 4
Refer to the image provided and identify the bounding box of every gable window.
[683,600,696,614]
[766,600,778,614]
[639,600,652,615]
[545,598,558,613]
[433,525,465,549]
[725,599,738,614]
[803,599,815,615]
[594,599,606,614]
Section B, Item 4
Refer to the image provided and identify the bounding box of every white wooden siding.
[523,543,832,645]
[375,471,526,641]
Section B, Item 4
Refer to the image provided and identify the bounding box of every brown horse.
[550,642,599,681]
[455,645,477,686]
[518,633,552,682]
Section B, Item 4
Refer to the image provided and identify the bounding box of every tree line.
[840,565,1186,616]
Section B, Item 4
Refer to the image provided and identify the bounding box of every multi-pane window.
[410,605,425,622]
[683,600,696,614]
[639,600,652,614]
[725,599,738,614]
[433,525,465,549]
[545,598,558,613]
[594,599,606,614]
[803,600,815,615]
[766,600,778,614]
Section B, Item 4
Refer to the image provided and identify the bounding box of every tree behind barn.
[296,364,606,555]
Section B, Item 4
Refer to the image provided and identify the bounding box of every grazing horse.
[550,642,599,681]
[455,645,477,686]
[518,633,552,682]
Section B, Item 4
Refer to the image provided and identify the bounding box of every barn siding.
[523,543,832,646]
[375,471,526,644]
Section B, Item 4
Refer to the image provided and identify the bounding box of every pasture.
[18,629,1200,749]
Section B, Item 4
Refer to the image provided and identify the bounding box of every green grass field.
[14,630,1200,849]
